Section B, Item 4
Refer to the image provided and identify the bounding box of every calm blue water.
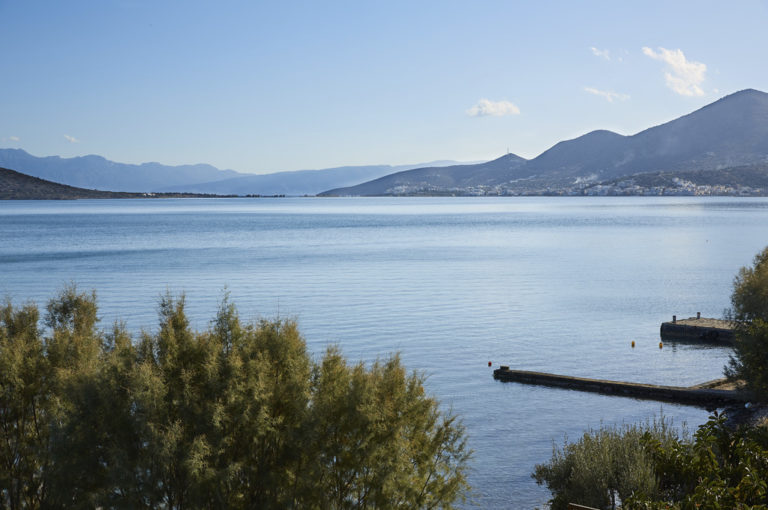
[2,197,767,508]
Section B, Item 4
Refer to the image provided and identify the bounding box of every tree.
[0,289,471,509]
[303,348,470,509]
[0,285,106,509]
[0,299,47,510]
[729,247,768,324]
[726,246,768,400]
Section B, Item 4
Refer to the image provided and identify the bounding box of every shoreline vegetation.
[534,246,768,509]
[0,287,470,509]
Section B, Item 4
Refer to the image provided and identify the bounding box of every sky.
[1,0,767,174]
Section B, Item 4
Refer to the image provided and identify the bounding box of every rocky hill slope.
[0,167,229,199]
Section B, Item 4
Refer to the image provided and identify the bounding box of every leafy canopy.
[727,246,768,400]
[0,286,470,509]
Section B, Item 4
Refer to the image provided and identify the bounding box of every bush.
[0,287,470,509]
[726,246,768,400]
[532,419,677,510]
[624,413,768,509]
[535,414,768,510]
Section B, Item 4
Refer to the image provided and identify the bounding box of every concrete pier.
[492,367,748,407]
[660,315,735,344]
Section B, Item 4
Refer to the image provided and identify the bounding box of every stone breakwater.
[492,367,748,408]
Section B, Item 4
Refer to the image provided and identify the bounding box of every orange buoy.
[659,342,663,349]
[631,341,635,348]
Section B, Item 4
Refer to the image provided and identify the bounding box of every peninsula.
[0,167,236,200]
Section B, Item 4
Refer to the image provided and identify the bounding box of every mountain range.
[155,161,480,196]
[322,89,768,196]
[3,89,768,198]
[0,150,241,192]
[0,148,475,196]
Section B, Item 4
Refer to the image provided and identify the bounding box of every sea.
[2,196,767,508]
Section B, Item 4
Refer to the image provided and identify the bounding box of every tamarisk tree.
[0,287,470,509]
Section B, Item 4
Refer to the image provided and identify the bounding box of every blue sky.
[1,0,767,174]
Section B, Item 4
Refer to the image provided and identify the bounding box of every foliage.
[0,286,470,509]
[726,246,768,400]
[729,247,768,324]
[623,413,768,510]
[0,299,46,510]
[532,419,678,510]
[534,413,768,510]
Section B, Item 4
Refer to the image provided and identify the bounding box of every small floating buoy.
[488,361,492,367]
[659,342,663,349]
[631,341,635,348]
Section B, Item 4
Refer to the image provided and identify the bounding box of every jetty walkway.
[492,367,748,407]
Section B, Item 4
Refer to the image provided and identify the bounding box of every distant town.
[387,178,767,197]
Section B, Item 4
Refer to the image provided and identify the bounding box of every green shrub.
[726,246,768,400]
[0,287,470,509]
[533,419,677,510]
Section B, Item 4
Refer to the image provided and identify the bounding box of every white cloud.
[642,46,706,96]
[9,136,20,142]
[466,99,520,117]
[583,87,630,103]
[64,134,80,143]
[590,47,611,60]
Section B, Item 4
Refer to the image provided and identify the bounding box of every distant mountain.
[322,89,768,196]
[522,88,768,182]
[0,149,243,192]
[0,166,232,199]
[157,160,480,196]
[321,154,527,196]
[0,149,479,195]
